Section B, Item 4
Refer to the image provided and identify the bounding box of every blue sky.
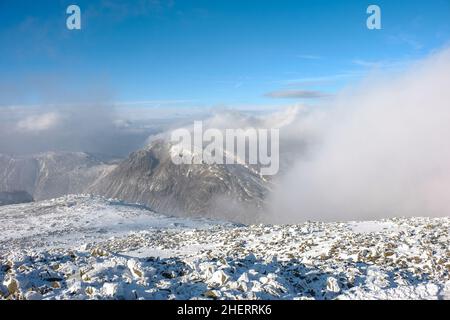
[1,0,449,109]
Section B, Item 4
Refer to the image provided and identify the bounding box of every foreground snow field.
[0,195,449,300]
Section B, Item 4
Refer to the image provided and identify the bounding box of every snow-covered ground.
[1,195,449,300]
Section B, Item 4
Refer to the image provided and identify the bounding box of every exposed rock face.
[0,152,116,201]
[0,191,33,206]
[89,140,270,222]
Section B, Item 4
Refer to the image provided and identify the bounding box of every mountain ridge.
[89,140,270,222]
[0,140,270,222]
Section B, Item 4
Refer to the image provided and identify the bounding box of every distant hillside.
[0,143,271,222]
[0,152,116,201]
[0,191,33,206]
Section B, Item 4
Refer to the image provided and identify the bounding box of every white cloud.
[266,47,450,223]
[296,54,322,60]
[16,112,60,132]
[0,104,159,156]
[265,89,331,99]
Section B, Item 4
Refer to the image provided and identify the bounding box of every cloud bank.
[265,89,331,99]
[0,104,159,157]
[265,47,450,222]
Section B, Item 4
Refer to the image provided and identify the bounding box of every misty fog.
[266,47,450,223]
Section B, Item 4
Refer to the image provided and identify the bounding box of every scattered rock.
[4,277,19,296]
[1,216,449,300]
[208,270,229,287]
[102,282,119,297]
[326,277,340,293]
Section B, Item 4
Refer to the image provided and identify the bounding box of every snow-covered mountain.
[0,141,270,221]
[0,195,449,300]
[0,152,115,202]
[88,140,270,222]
